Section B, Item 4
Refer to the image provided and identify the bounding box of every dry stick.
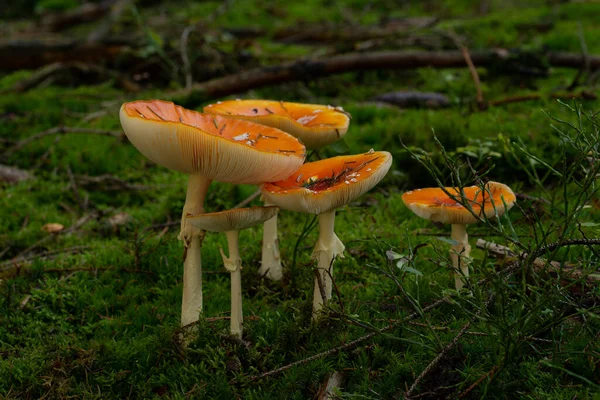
[232,188,262,209]
[405,290,497,399]
[180,26,195,90]
[172,50,600,100]
[404,317,478,399]
[476,238,600,283]
[1,126,123,160]
[447,31,485,109]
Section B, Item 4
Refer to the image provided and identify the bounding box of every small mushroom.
[402,181,516,290]
[204,99,351,282]
[262,150,392,318]
[187,206,278,337]
[119,100,305,327]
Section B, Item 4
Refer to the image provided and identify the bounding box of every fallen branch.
[39,0,116,32]
[0,37,136,70]
[173,50,600,101]
[6,61,140,93]
[1,126,124,160]
[274,17,438,44]
[476,238,600,283]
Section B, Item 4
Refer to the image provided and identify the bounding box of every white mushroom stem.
[179,174,212,327]
[220,230,243,337]
[450,224,471,290]
[259,199,283,281]
[312,209,345,318]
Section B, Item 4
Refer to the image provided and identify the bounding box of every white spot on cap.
[233,133,250,141]
[297,115,317,125]
[312,109,323,113]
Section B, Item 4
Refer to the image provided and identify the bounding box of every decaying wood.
[316,371,346,400]
[373,91,450,109]
[476,239,599,283]
[175,50,600,101]
[39,0,116,32]
[0,37,135,70]
[274,17,438,44]
[6,61,139,93]
[0,164,32,183]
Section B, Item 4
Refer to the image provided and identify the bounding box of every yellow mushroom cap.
[401,181,516,224]
[119,100,306,184]
[186,206,278,232]
[262,150,392,214]
[203,99,350,150]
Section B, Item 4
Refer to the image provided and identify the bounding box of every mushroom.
[401,181,516,290]
[262,150,392,318]
[204,99,351,281]
[187,206,278,337]
[203,99,351,150]
[119,100,305,327]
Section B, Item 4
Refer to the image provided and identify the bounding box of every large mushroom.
[204,99,351,281]
[203,99,351,150]
[262,150,392,318]
[119,100,305,326]
[402,181,516,289]
[187,206,278,337]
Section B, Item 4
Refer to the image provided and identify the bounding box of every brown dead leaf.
[108,212,131,228]
[41,223,64,233]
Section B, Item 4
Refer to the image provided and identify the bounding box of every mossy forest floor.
[1,0,600,398]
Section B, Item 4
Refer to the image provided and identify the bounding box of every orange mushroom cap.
[119,100,306,184]
[262,150,392,214]
[401,181,516,224]
[203,99,350,149]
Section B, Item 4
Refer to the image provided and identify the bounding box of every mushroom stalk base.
[450,224,471,290]
[221,230,243,337]
[180,175,212,328]
[312,210,345,319]
[259,199,283,281]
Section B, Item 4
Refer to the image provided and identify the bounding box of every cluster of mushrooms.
[119,99,516,337]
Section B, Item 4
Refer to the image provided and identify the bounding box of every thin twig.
[232,188,262,209]
[457,365,499,398]
[404,294,495,399]
[446,30,485,109]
